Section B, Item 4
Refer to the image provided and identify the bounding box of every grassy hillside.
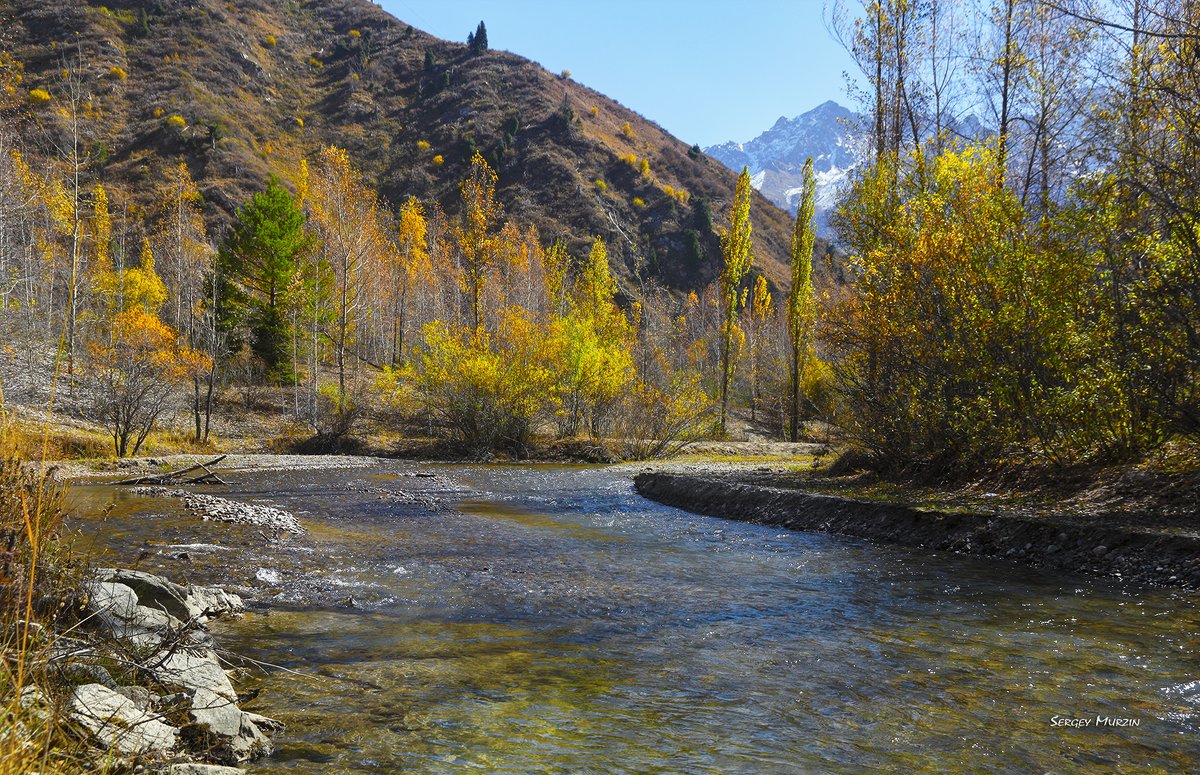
[0,0,837,296]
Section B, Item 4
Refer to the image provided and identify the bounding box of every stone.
[169,765,245,775]
[70,683,178,756]
[184,686,273,763]
[94,568,194,622]
[94,568,244,623]
[82,579,181,648]
[187,584,245,619]
[114,685,157,710]
[151,648,237,701]
[244,711,285,732]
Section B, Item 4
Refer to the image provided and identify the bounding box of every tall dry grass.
[0,406,94,774]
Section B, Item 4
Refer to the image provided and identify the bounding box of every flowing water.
[69,461,1200,773]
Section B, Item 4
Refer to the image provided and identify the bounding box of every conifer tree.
[218,177,308,384]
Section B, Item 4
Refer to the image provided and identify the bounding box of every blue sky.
[377,1,858,147]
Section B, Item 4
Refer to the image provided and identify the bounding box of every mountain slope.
[0,0,836,294]
[707,100,997,240]
[706,100,862,238]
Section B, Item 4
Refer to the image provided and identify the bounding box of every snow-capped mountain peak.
[705,101,864,237]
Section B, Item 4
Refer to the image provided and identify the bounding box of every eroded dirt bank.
[633,471,1200,589]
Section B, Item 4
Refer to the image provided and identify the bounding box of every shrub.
[349,29,362,38]
[416,139,431,151]
[415,310,562,454]
[620,152,637,167]
[632,197,645,208]
[621,121,636,141]
[166,114,186,129]
[594,179,607,193]
[264,34,277,47]
[662,184,689,205]
[560,69,572,79]
[294,116,304,128]
[589,106,599,117]
[307,56,323,69]
[613,375,712,459]
[27,88,50,103]
[638,158,651,178]
[432,154,444,165]
[108,65,127,80]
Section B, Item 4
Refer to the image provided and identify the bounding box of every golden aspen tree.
[787,158,816,442]
[717,166,753,435]
[456,151,500,331]
[390,196,430,363]
[744,274,773,423]
[306,145,384,412]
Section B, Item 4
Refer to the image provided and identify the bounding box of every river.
[68,461,1200,773]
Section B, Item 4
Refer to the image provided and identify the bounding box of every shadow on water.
[67,463,1200,773]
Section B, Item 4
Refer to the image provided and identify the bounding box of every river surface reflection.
[69,462,1200,773]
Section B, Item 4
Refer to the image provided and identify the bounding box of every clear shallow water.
[69,462,1200,773]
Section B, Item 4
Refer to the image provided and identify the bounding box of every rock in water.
[183,686,274,763]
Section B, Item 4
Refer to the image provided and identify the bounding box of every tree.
[469,21,489,54]
[456,151,501,331]
[88,239,206,456]
[306,146,385,411]
[219,177,308,384]
[156,163,209,343]
[716,166,754,435]
[388,196,430,363]
[743,274,774,423]
[787,158,817,441]
[559,237,634,437]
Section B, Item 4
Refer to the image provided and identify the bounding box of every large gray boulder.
[70,683,178,756]
[150,648,238,701]
[93,568,244,622]
[183,686,273,763]
[81,580,179,648]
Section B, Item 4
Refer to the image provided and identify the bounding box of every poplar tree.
[787,158,816,442]
[717,166,753,435]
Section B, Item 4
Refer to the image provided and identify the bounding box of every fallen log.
[114,455,228,486]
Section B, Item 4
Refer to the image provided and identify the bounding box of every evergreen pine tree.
[473,21,488,53]
[218,178,309,384]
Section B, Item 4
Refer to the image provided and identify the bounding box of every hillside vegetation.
[0,0,833,294]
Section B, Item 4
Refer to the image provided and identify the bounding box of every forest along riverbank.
[633,469,1200,589]
[66,461,1200,772]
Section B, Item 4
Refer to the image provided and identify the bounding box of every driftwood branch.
[115,455,228,486]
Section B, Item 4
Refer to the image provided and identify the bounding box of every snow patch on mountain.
[706,101,864,238]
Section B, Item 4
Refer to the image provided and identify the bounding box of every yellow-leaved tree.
[88,238,209,456]
[786,157,816,441]
[716,166,754,435]
[558,237,633,437]
[456,151,501,331]
[306,145,386,420]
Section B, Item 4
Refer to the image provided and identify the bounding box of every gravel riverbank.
[634,470,1200,589]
